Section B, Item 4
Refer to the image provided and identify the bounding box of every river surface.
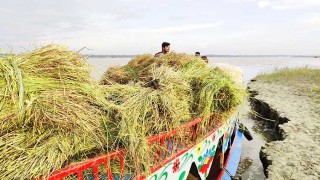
[87,56,320,180]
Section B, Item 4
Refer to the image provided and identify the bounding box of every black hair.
[162,42,170,48]
[201,56,207,59]
[195,52,200,55]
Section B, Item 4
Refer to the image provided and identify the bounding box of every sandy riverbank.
[247,68,320,179]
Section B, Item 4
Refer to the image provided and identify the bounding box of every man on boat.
[155,42,170,57]
[201,56,208,63]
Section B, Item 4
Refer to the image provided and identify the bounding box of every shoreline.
[247,68,320,179]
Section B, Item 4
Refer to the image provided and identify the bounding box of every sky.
[1,0,320,55]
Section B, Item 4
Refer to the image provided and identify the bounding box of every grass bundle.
[0,45,115,179]
[99,53,246,174]
[154,52,206,69]
[100,54,155,85]
[100,66,134,85]
[103,66,192,172]
[0,45,95,133]
[0,130,106,179]
[127,54,155,72]
[102,52,246,123]
[196,70,247,118]
[101,52,247,119]
[128,52,204,71]
[106,67,192,132]
[100,53,207,85]
[181,67,246,125]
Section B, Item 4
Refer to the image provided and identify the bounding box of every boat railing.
[46,113,223,180]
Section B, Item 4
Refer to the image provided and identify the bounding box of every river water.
[87,56,320,180]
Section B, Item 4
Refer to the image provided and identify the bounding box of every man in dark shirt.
[155,42,170,57]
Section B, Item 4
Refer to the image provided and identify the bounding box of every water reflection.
[236,109,267,179]
[237,102,278,179]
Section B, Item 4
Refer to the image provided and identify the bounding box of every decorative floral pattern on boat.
[146,117,236,180]
[172,158,180,173]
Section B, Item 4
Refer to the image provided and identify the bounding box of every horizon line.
[0,53,318,58]
[85,54,319,58]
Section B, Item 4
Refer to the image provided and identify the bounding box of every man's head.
[195,52,200,57]
[201,56,208,63]
[162,42,170,54]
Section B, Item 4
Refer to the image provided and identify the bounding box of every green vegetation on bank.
[256,67,320,84]
[255,67,320,102]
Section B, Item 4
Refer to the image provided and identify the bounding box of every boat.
[45,110,249,180]
[1,47,249,180]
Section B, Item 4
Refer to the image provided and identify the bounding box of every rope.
[222,166,233,177]
[250,109,277,122]
[221,166,242,180]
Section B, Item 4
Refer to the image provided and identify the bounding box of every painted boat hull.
[46,114,244,180]
[217,129,243,180]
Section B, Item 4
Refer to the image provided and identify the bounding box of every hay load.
[101,52,246,119]
[100,53,207,85]
[100,53,247,173]
[0,46,247,179]
[0,45,115,179]
[105,66,191,131]
[103,65,192,171]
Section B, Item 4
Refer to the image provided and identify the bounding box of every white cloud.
[225,0,320,9]
[1,0,320,55]
[258,0,320,10]
[224,0,254,3]
[257,1,270,8]
[125,22,224,33]
[155,22,223,33]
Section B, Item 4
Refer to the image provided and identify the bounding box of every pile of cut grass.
[102,65,192,172]
[100,53,207,84]
[100,66,133,85]
[0,45,115,179]
[100,53,247,173]
[195,69,247,119]
[0,47,247,179]
[101,52,247,120]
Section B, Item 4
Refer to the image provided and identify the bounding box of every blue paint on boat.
[221,130,243,180]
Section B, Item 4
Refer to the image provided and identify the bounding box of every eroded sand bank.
[247,69,320,179]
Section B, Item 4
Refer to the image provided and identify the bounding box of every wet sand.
[248,69,320,179]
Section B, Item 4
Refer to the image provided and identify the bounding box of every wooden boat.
[45,110,249,180]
